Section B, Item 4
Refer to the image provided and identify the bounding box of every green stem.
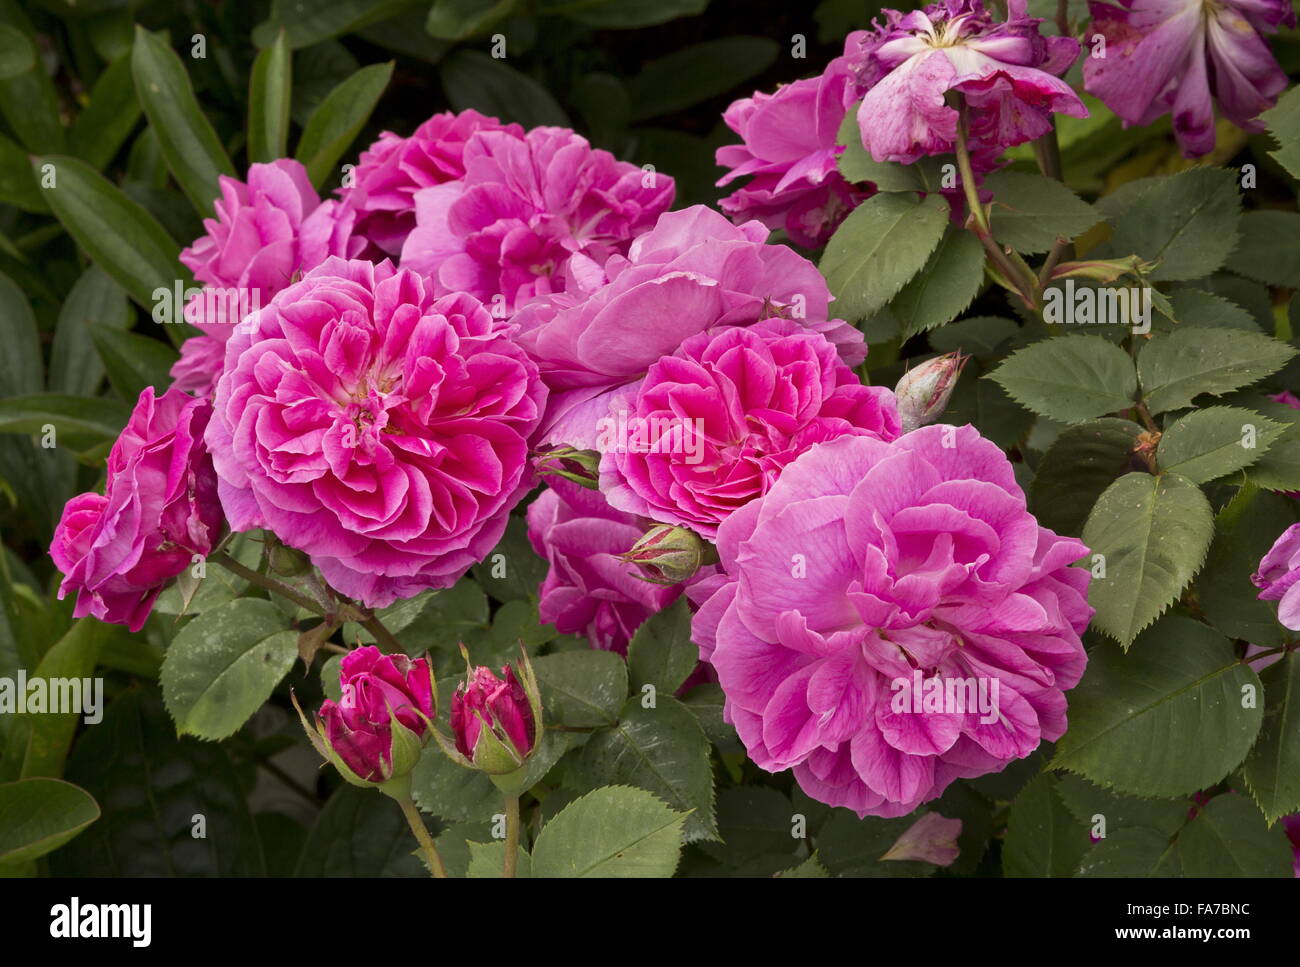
[503,793,521,878]
[210,550,326,617]
[358,612,405,654]
[397,795,447,878]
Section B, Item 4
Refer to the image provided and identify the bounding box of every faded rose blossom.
[450,664,537,773]
[1083,0,1294,158]
[401,126,675,313]
[50,388,222,632]
[343,109,523,257]
[168,335,226,397]
[597,319,900,539]
[311,646,434,784]
[716,59,870,248]
[514,205,867,450]
[206,257,546,607]
[843,0,1086,164]
[1252,523,1300,630]
[894,351,969,433]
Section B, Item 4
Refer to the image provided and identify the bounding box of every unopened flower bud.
[445,650,543,779]
[535,446,601,489]
[619,523,708,585]
[268,537,312,577]
[893,351,969,433]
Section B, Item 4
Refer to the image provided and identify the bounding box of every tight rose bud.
[535,445,601,489]
[893,352,969,434]
[295,646,435,794]
[450,665,536,774]
[619,524,709,585]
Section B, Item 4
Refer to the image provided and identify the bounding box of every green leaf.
[1082,472,1213,646]
[49,266,131,396]
[943,366,1034,449]
[1055,773,1190,836]
[1002,775,1090,877]
[344,577,489,660]
[471,515,547,603]
[576,696,717,842]
[0,22,64,153]
[1247,398,1300,492]
[0,132,45,212]
[776,853,831,877]
[439,50,569,129]
[425,0,517,40]
[814,810,932,877]
[466,839,532,877]
[0,778,99,864]
[890,226,986,339]
[248,31,292,164]
[532,649,628,728]
[33,154,187,309]
[295,61,393,189]
[1156,406,1284,483]
[836,108,930,192]
[987,334,1137,423]
[1261,84,1300,179]
[626,37,778,122]
[0,270,41,397]
[927,315,1020,358]
[1178,793,1293,877]
[68,53,141,170]
[1240,651,1300,825]
[160,599,296,740]
[1155,286,1256,332]
[1075,826,1180,876]
[1050,616,1263,797]
[253,0,418,49]
[985,171,1100,254]
[545,0,709,28]
[1029,418,1144,537]
[131,27,236,216]
[697,787,797,867]
[1224,210,1300,288]
[1137,328,1296,414]
[819,192,948,321]
[626,597,698,695]
[92,328,179,403]
[1105,167,1242,281]
[0,393,131,444]
[530,785,686,877]
[0,24,34,79]
[296,784,425,876]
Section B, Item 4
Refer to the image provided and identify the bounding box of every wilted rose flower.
[880,811,963,865]
[312,646,434,784]
[598,319,901,539]
[1252,523,1300,630]
[894,351,969,433]
[169,334,226,397]
[515,205,868,449]
[401,126,674,313]
[343,109,523,257]
[206,257,547,607]
[450,663,537,773]
[527,477,688,653]
[844,0,1086,164]
[716,59,870,248]
[1083,0,1294,157]
[50,387,222,632]
[691,427,1092,817]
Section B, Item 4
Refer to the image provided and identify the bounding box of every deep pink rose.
[450,664,535,761]
[598,319,901,539]
[716,59,870,248]
[206,257,547,607]
[169,334,226,397]
[691,427,1092,817]
[1252,523,1300,630]
[400,126,675,313]
[527,477,686,654]
[1083,0,1294,158]
[317,646,434,782]
[1284,814,1300,877]
[343,109,523,257]
[514,205,868,449]
[844,0,1086,164]
[50,387,222,631]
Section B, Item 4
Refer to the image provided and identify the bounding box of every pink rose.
[691,427,1092,817]
[206,257,547,607]
[598,319,901,539]
[1252,523,1300,630]
[343,109,523,257]
[50,388,222,631]
[168,334,226,397]
[400,126,675,313]
[515,205,868,449]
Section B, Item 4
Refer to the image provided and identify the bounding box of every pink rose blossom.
[514,205,868,449]
[50,388,222,631]
[1083,0,1294,158]
[1252,523,1300,630]
[169,334,226,397]
[845,0,1086,164]
[598,319,901,539]
[344,109,523,257]
[206,257,546,607]
[691,426,1092,817]
[401,126,675,313]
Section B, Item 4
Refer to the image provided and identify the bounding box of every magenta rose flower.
[316,646,434,783]
[691,427,1093,817]
[400,125,675,314]
[169,334,226,397]
[343,109,523,257]
[598,319,901,539]
[50,387,222,631]
[206,257,547,607]
[527,477,687,653]
[716,59,870,248]
[1284,814,1300,877]
[1251,523,1300,630]
[1083,0,1294,157]
[514,204,868,449]
[450,664,536,770]
[844,0,1086,164]
[180,159,363,342]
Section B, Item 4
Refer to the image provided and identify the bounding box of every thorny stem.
[503,793,521,878]
[397,795,448,878]
[210,550,326,617]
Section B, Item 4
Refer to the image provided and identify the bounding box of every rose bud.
[893,351,969,433]
[619,523,710,585]
[442,650,543,779]
[294,646,435,796]
[535,445,601,489]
